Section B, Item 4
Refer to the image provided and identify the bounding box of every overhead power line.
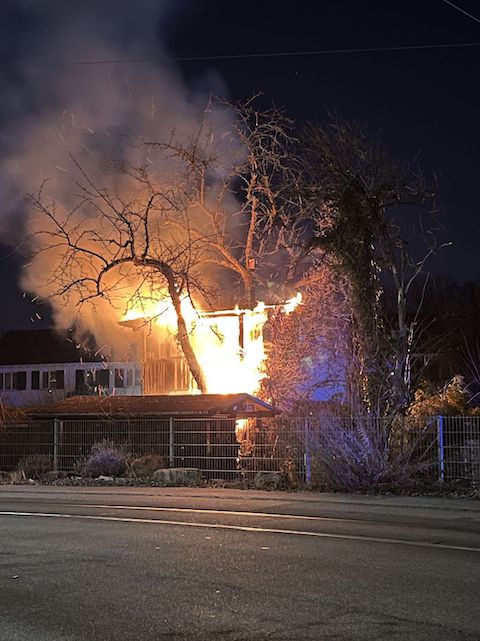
[441,0,480,26]
[11,40,480,67]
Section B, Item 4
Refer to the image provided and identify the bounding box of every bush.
[85,441,128,478]
[309,417,431,491]
[408,376,471,428]
[7,469,27,484]
[73,457,87,477]
[130,454,166,477]
[17,454,53,479]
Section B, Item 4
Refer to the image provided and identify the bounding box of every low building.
[28,392,274,420]
[0,405,29,427]
[24,393,275,477]
[0,329,141,406]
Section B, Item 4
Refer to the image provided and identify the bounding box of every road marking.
[71,503,380,525]
[1,510,479,553]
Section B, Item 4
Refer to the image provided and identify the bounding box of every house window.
[77,368,110,393]
[135,367,142,388]
[55,370,65,390]
[76,369,88,393]
[126,369,134,387]
[114,368,125,387]
[4,372,12,390]
[0,373,3,390]
[13,371,27,391]
[41,370,65,390]
[31,371,40,390]
[96,369,110,388]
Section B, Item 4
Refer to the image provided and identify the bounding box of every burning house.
[122,292,302,396]
[0,294,301,407]
[125,300,269,395]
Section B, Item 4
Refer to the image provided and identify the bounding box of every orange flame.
[123,291,301,395]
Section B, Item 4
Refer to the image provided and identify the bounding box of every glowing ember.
[282,292,302,314]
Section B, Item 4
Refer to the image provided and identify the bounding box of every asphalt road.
[1,487,479,641]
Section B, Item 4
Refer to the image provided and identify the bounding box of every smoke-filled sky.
[0,0,229,335]
[1,0,480,330]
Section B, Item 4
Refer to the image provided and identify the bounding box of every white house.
[0,329,141,407]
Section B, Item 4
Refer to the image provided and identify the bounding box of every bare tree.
[23,99,300,394]
[148,97,298,308]
[27,154,209,392]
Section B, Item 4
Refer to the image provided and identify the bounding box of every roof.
[27,393,275,419]
[0,406,29,427]
[0,329,103,366]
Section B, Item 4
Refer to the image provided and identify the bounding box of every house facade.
[0,303,270,406]
[0,329,141,407]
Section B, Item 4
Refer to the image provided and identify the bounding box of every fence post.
[304,418,312,484]
[437,415,445,483]
[169,417,174,468]
[53,418,59,472]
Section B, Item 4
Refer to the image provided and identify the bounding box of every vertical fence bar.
[169,417,174,468]
[437,415,445,482]
[304,418,311,484]
[53,418,59,472]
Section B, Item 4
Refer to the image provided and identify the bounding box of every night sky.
[1,0,479,330]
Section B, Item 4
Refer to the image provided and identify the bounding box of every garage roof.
[28,393,275,419]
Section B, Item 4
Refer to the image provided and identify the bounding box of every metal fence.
[0,420,53,472]
[438,416,480,483]
[0,416,308,480]
[1,414,479,485]
[52,417,242,479]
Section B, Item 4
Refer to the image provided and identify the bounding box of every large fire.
[123,292,302,395]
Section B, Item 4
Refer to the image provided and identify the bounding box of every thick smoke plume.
[0,1,236,357]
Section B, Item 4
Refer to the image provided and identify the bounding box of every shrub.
[7,469,27,484]
[17,454,53,479]
[130,454,166,477]
[73,457,87,477]
[85,441,128,478]
[408,376,471,428]
[309,417,432,491]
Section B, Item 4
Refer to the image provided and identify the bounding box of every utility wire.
[441,0,480,26]
[11,40,480,67]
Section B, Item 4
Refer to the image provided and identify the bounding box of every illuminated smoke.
[0,1,234,354]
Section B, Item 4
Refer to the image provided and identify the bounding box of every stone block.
[253,471,283,490]
[153,467,202,487]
